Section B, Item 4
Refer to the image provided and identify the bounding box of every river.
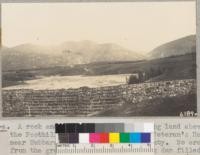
[3,74,131,90]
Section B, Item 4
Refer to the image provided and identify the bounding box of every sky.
[2,1,196,53]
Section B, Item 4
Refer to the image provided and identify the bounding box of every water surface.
[4,74,131,90]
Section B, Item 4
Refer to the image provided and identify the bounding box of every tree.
[127,75,139,84]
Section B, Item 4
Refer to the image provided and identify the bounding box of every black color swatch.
[84,123,95,133]
[55,124,65,133]
[66,123,79,133]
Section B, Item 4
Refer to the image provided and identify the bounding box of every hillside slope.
[2,53,196,87]
[148,35,196,59]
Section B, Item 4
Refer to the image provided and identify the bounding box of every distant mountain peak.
[13,43,37,49]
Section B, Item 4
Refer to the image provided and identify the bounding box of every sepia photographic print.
[1,1,197,117]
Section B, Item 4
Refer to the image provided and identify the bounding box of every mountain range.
[1,35,196,71]
[2,41,144,71]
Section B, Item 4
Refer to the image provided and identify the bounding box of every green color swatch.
[120,133,130,143]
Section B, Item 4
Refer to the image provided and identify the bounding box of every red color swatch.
[99,133,109,143]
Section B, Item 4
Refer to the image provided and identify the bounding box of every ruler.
[56,143,154,154]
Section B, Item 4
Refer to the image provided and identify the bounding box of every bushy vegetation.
[127,67,165,84]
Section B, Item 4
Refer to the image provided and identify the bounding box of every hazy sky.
[2,2,196,52]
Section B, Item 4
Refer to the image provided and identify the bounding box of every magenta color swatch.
[89,133,100,143]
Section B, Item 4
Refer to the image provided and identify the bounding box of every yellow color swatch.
[109,133,120,143]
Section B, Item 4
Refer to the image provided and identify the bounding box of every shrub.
[127,75,139,84]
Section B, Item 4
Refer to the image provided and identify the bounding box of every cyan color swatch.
[130,133,141,143]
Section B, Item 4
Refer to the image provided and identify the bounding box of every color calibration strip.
[57,132,151,144]
[55,123,153,144]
